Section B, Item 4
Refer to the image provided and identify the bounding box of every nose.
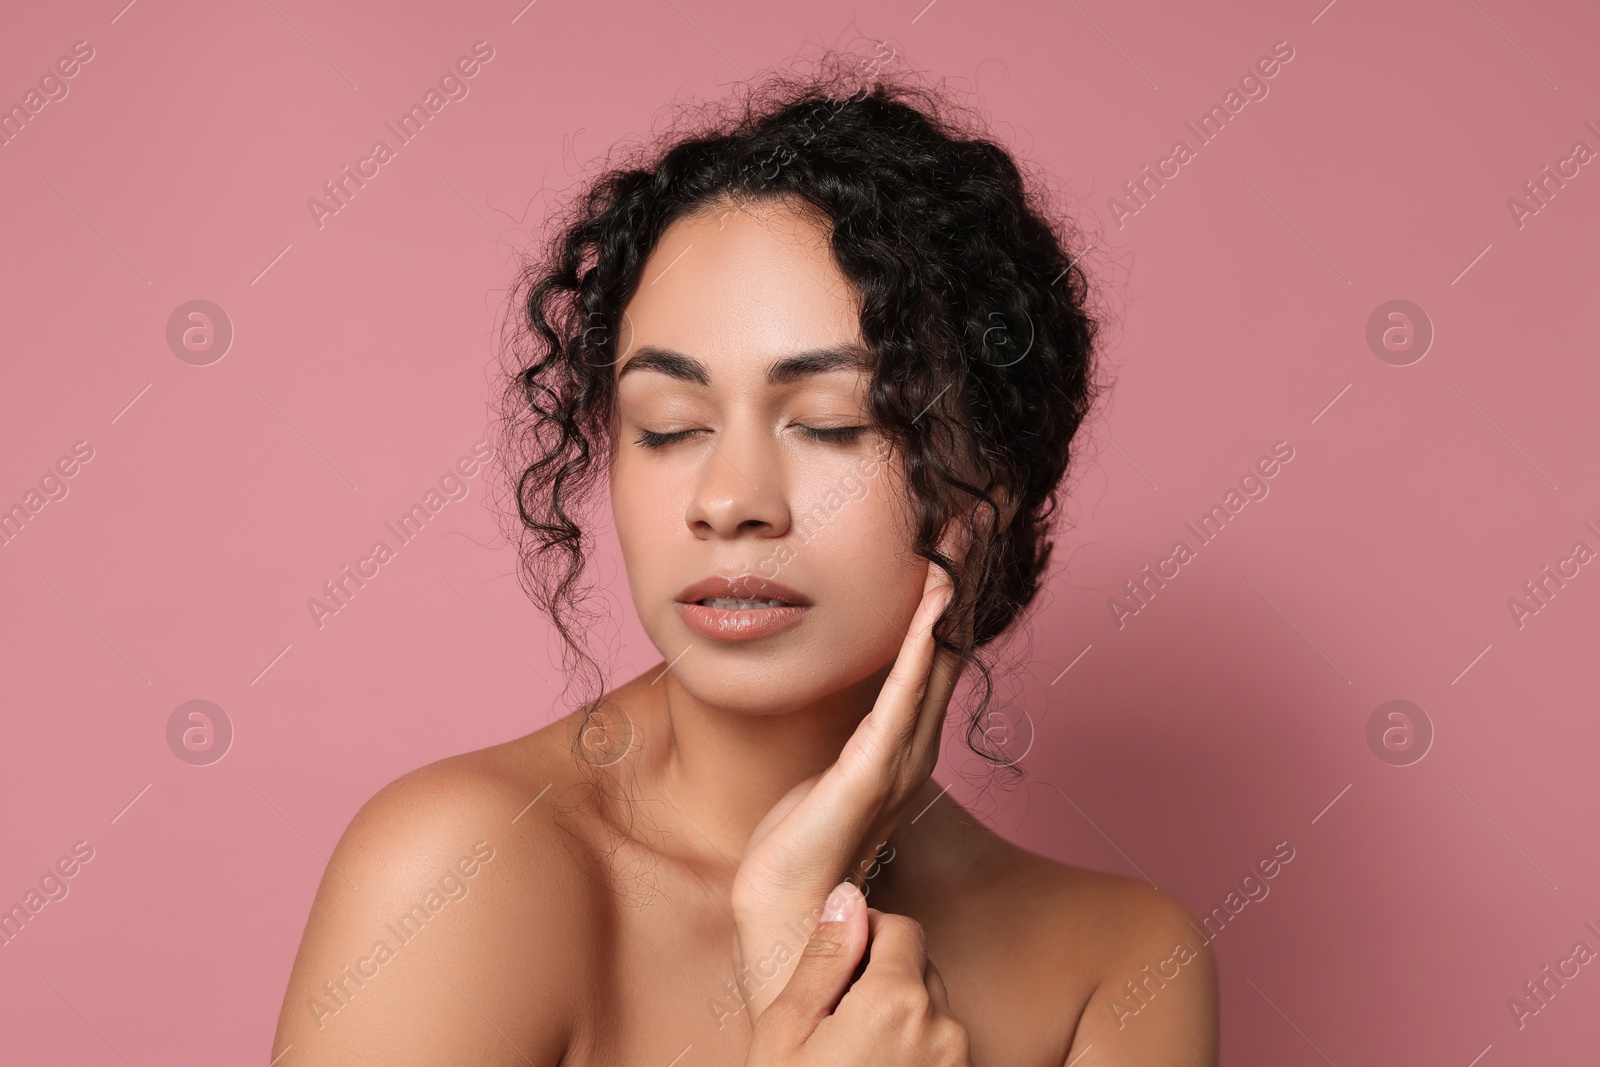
[685,432,791,541]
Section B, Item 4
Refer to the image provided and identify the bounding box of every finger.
[857,908,929,986]
[845,561,953,770]
[900,558,955,675]
[924,957,951,1014]
[908,523,982,758]
[858,562,966,823]
[766,882,869,1033]
[909,643,965,760]
[908,607,971,765]
[886,562,954,700]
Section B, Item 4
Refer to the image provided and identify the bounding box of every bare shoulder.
[271,723,604,1066]
[991,840,1220,1066]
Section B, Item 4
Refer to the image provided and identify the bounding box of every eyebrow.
[616,344,874,386]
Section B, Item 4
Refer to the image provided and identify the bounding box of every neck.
[621,661,892,864]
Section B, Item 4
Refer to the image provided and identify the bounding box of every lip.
[674,573,812,643]
[674,574,812,607]
[676,601,809,642]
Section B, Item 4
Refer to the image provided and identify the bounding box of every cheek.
[612,448,683,520]
[820,469,912,558]
[609,460,680,595]
[797,460,926,628]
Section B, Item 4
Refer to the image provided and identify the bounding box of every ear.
[938,485,1016,561]
[934,489,1011,575]
[976,472,1020,525]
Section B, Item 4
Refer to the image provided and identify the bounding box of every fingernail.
[822,881,859,923]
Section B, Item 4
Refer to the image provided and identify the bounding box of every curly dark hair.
[491,46,1106,791]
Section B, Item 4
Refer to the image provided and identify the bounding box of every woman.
[273,50,1219,1066]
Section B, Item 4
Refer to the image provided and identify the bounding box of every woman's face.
[609,197,930,715]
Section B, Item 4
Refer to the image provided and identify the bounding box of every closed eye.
[633,425,867,449]
[796,425,866,443]
[634,428,702,449]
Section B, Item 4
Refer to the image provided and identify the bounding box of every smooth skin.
[271,197,1219,1066]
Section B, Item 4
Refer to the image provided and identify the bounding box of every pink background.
[2,0,1597,1063]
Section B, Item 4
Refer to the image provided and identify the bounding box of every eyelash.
[633,425,866,449]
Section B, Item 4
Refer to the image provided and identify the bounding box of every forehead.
[615,199,865,384]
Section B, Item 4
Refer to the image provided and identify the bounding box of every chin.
[649,611,899,716]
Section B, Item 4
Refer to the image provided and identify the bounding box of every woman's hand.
[731,533,977,1020]
[746,881,973,1067]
